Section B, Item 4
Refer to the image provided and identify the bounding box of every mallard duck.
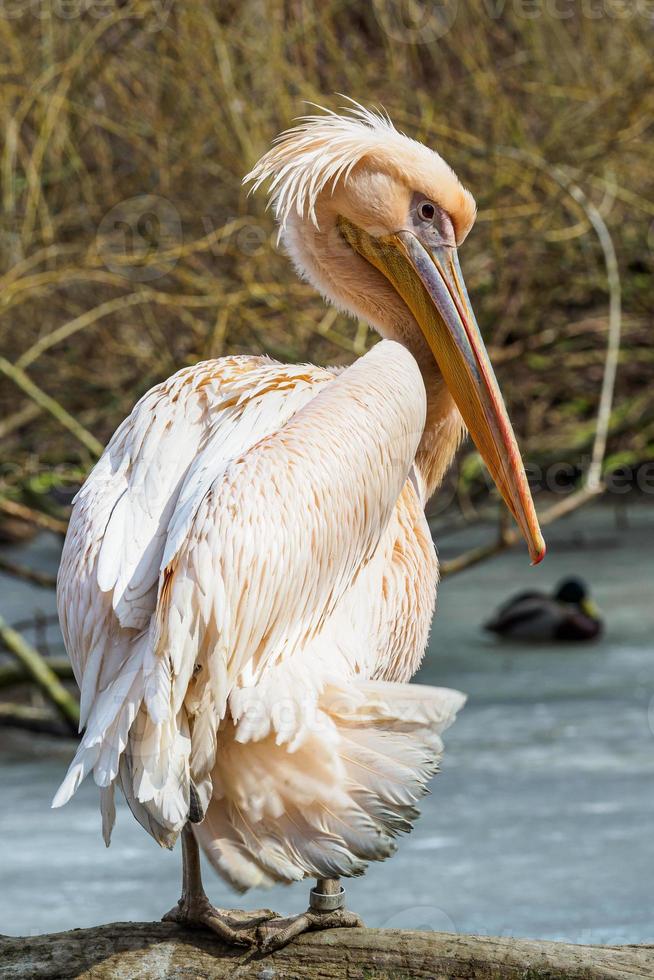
[484,577,602,642]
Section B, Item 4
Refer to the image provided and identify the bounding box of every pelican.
[53,102,545,950]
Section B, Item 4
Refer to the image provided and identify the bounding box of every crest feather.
[244,99,476,242]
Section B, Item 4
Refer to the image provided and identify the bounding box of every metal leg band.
[309,885,346,912]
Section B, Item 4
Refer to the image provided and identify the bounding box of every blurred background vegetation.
[1,0,653,535]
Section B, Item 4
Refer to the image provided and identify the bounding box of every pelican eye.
[417,201,436,222]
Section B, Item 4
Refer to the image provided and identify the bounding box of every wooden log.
[0,615,79,733]
[0,922,651,980]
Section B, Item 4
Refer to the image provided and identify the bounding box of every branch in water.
[0,557,57,589]
[440,485,603,578]
[0,615,79,733]
[0,499,68,536]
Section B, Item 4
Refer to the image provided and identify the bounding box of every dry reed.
[1,1,653,525]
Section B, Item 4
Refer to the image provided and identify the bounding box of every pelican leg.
[257,876,364,952]
[162,824,278,946]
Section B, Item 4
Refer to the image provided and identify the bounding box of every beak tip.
[529,539,547,566]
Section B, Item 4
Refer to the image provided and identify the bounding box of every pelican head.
[246,102,545,564]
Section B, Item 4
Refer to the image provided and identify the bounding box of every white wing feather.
[54,355,334,827]
[55,340,464,878]
[152,341,427,734]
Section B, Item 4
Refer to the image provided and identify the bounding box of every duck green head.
[555,577,599,621]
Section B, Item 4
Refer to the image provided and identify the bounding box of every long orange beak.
[339,219,545,565]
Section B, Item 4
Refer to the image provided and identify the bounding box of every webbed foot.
[256,884,363,952]
[163,895,279,947]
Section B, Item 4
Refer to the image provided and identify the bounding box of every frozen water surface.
[0,504,652,941]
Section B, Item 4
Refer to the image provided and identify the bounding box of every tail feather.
[127,706,192,832]
[194,803,278,892]
[100,784,116,847]
[117,756,177,848]
[54,623,465,881]
[196,680,465,891]
[52,632,198,845]
[52,636,148,808]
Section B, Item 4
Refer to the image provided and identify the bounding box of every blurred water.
[0,504,652,942]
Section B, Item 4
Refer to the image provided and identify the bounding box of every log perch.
[0,922,651,979]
